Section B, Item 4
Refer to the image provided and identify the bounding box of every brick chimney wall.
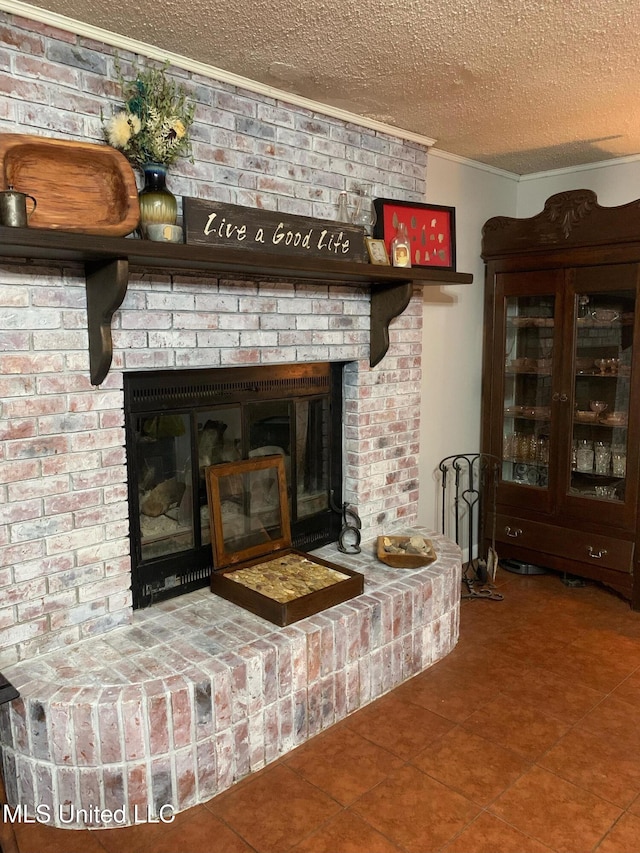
[0,11,427,668]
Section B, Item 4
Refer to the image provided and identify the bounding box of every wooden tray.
[205,454,363,625]
[377,535,437,569]
[0,133,139,236]
[211,549,364,626]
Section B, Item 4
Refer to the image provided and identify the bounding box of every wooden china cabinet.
[481,190,640,608]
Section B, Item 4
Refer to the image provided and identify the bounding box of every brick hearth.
[0,532,461,828]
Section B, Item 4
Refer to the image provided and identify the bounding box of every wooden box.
[205,455,364,626]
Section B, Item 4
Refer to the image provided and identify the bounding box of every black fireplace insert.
[124,362,344,608]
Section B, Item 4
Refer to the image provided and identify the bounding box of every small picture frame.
[373,198,456,270]
[365,237,390,265]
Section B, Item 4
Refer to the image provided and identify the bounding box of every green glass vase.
[138,163,177,237]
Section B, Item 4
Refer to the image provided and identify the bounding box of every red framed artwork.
[373,198,456,270]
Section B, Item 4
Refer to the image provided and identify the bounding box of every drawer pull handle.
[505,526,522,538]
[588,546,608,559]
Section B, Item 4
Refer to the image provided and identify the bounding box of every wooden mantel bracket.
[85,259,129,386]
[369,281,413,367]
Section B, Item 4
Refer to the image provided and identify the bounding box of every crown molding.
[428,147,519,180]
[519,151,640,181]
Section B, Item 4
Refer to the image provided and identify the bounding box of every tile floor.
[9,566,640,853]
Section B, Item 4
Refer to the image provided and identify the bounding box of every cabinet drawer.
[495,514,634,574]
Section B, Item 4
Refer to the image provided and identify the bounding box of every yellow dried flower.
[102,59,195,168]
[171,119,186,140]
[105,111,136,148]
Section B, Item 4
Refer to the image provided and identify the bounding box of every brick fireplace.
[0,259,462,826]
[0,10,463,828]
[0,9,436,667]
[1,262,426,667]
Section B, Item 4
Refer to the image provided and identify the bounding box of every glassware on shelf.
[536,435,549,465]
[594,441,612,475]
[351,185,377,236]
[595,485,617,499]
[336,191,350,223]
[503,432,516,459]
[390,221,411,268]
[576,439,594,473]
[612,450,627,477]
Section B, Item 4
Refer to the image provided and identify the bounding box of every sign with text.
[183,198,366,262]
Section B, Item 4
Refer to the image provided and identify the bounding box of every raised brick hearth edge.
[0,531,461,828]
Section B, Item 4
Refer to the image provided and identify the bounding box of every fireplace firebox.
[124,362,344,608]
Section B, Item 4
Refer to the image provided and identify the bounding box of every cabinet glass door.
[569,289,634,505]
[502,294,555,489]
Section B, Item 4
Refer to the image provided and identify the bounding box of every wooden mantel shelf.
[0,227,472,384]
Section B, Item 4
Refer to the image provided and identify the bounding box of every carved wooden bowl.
[0,132,139,236]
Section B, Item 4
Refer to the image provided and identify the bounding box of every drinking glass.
[576,440,594,473]
[594,442,611,475]
[612,451,627,477]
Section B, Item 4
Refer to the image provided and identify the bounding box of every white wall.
[517,156,640,216]
[417,152,517,529]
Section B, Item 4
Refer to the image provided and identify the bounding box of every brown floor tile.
[411,726,530,806]
[539,726,640,808]
[351,763,479,852]
[480,626,570,670]
[138,807,253,853]
[92,804,209,853]
[569,627,640,666]
[496,663,606,724]
[345,693,454,759]
[442,811,554,853]
[462,694,571,760]
[284,724,403,805]
[596,812,640,853]
[489,765,622,853]
[610,668,640,706]
[206,763,341,853]
[394,664,497,723]
[629,792,640,817]
[13,820,110,853]
[579,695,640,749]
[290,811,404,853]
[541,643,639,693]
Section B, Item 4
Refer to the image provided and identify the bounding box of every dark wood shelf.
[0,226,472,384]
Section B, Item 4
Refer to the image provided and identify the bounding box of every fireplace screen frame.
[124,362,344,608]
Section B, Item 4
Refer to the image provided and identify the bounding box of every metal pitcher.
[0,185,37,227]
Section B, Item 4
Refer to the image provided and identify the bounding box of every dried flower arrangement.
[102,59,195,168]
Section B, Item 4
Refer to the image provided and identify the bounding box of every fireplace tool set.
[438,453,503,601]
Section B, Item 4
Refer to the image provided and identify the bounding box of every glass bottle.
[336,191,350,223]
[351,186,377,236]
[391,221,411,268]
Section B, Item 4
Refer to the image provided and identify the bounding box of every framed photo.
[373,198,456,270]
[365,237,390,265]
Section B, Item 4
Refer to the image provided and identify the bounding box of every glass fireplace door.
[135,412,194,562]
[125,363,342,608]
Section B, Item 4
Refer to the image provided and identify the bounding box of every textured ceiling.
[17,0,640,174]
